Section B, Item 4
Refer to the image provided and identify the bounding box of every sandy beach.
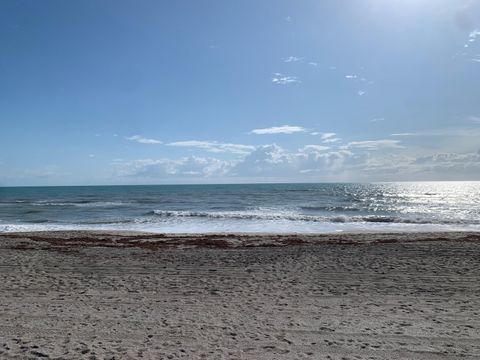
[0,231,479,359]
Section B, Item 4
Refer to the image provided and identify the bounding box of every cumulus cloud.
[271,73,300,85]
[111,145,480,182]
[414,151,480,166]
[343,139,403,150]
[125,135,162,144]
[365,150,480,180]
[114,156,232,178]
[167,140,255,154]
[230,144,355,178]
[251,125,306,135]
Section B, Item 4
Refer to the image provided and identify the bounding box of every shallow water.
[1,182,480,233]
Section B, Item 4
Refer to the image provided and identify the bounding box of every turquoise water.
[1,182,480,233]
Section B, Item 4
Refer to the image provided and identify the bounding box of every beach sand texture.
[0,231,479,359]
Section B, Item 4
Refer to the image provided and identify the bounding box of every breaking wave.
[148,209,477,225]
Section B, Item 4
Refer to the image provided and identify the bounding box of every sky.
[1,0,480,186]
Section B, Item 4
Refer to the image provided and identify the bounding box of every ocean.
[1,182,479,233]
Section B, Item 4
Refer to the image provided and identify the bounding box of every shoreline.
[2,230,480,251]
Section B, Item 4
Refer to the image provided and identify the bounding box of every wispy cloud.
[386,126,480,138]
[125,135,162,144]
[459,28,480,55]
[343,139,403,150]
[391,133,416,136]
[344,71,373,96]
[320,132,336,140]
[308,62,318,67]
[301,145,330,152]
[468,115,480,123]
[251,125,305,135]
[370,118,385,122]
[272,73,300,85]
[283,56,303,63]
[470,29,480,40]
[167,140,255,154]
[311,132,340,143]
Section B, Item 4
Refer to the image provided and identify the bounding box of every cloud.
[167,140,255,154]
[114,156,232,178]
[343,139,403,150]
[308,62,318,66]
[469,115,480,123]
[370,118,385,122]
[311,132,341,143]
[111,145,480,182]
[469,28,480,40]
[125,135,162,144]
[348,150,480,181]
[251,125,306,135]
[319,132,336,140]
[345,75,358,79]
[272,73,300,85]
[283,56,303,63]
[300,145,330,152]
[323,138,341,143]
[230,144,353,177]
[358,90,366,96]
[386,126,480,138]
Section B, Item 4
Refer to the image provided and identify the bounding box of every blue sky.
[1,0,480,185]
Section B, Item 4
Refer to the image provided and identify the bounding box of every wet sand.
[0,231,479,359]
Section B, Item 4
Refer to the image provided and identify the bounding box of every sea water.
[1,182,480,233]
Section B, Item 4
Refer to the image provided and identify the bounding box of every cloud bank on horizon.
[0,0,480,185]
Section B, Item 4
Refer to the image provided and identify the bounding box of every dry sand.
[0,231,479,359]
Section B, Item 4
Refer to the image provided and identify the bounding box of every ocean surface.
[1,182,480,233]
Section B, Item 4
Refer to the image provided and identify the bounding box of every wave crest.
[148,209,475,225]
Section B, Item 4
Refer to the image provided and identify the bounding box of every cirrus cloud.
[251,125,305,135]
[167,140,255,154]
[125,135,162,144]
[343,139,403,150]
